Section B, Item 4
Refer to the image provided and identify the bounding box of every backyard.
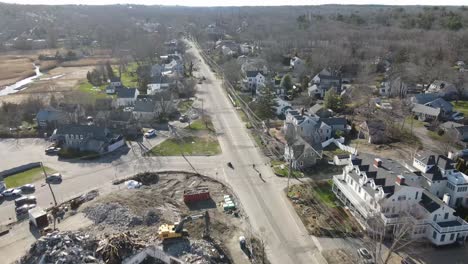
[4,166,54,188]
[453,101,468,117]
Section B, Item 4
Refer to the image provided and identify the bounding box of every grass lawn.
[148,136,221,156]
[313,180,338,208]
[187,119,214,131]
[453,101,468,116]
[272,162,303,178]
[404,116,425,128]
[4,166,54,188]
[77,81,109,99]
[178,99,194,113]
[112,63,139,87]
[427,130,443,141]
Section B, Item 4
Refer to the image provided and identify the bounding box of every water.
[0,64,43,96]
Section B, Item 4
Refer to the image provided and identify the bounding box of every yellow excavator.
[158,211,210,241]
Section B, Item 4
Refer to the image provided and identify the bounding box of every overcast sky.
[0,0,466,6]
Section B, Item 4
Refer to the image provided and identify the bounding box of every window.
[433,231,437,239]
[458,186,468,192]
[440,234,445,242]
[415,192,419,200]
[450,234,455,240]
[433,215,438,222]
[444,213,449,220]
[397,195,406,201]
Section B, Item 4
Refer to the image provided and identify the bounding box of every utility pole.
[40,162,57,206]
[286,145,292,198]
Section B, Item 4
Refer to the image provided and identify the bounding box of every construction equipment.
[158,211,210,241]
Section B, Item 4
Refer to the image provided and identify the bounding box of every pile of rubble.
[84,203,143,229]
[97,232,146,264]
[165,239,226,264]
[21,231,98,264]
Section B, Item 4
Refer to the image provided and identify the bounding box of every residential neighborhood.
[0,2,468,264]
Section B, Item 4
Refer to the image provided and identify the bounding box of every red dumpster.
[183,186,210,203]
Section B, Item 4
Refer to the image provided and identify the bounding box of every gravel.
[84,203,143,228]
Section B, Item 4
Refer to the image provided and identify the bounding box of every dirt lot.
[288,182,362,238]
[17,172,262,264]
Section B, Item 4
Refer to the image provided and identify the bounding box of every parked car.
[357,248,374,263]
[46,173,62,183]
[2,188,22,197]
[15,204,36,215]
[20,184,35,192]
[144,129,157,138]
[45,146,61,155]
[0,194,4,203]
[179,115,189,122]
[14,196,36,207]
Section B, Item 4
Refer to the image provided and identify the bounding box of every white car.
[357,248,374,264]
[144,129,157,138]
[2,188,22,197]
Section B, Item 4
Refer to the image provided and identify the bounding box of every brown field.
[61,57,118,67]
[0,65,96,104]
[0,56,35,86]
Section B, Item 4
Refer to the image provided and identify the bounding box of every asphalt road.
[186,40,323,264]
[0,40,324,264]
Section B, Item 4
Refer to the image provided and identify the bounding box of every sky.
[0,0,466,6]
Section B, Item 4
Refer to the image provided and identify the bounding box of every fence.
[0,162,41,178]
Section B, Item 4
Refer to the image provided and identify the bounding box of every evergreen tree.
[280,74,293,92]
[324,89,343,112]
[255,86,277,119]
[105,61,115,79]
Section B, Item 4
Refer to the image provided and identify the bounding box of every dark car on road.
[14,196,36,207]
[46,173,62,183]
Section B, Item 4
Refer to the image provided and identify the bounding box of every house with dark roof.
[308,68,342,99]
[132,94,176,122]
[309,103,334,118]
[427,80,457,100]
[51,124,124,154]
[332,153,468,246]
[108,77,122,87]
[114,87,139,107]
[284,136,322,170]
[359,120,387,144]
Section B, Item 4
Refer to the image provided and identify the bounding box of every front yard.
[4,166,55,188]
[453,101,468,116]
[271,160,303,178]
[148,136,221,156]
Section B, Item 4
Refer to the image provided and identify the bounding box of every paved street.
[0,40,324,264]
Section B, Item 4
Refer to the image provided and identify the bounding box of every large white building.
[332,154,468,246]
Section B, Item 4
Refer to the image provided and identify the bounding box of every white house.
[114,87,139,107]
[243,70,265,91]
[147,75,170,95]
[108,77,122,87]
[332,154,468,246]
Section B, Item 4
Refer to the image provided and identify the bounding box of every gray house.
[440,122,468,142]
[36,108,68,130]
[359,120,387,144]
[52,124,124,153]
[284,136,322,170]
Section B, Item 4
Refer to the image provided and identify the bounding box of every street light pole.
[40,162,57,206]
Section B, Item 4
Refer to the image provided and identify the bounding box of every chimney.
[396,175,405,185]
[373,158,382,168]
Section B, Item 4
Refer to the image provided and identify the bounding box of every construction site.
[19,172,267,264]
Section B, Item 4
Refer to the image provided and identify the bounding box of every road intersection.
[0,40,325,264]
